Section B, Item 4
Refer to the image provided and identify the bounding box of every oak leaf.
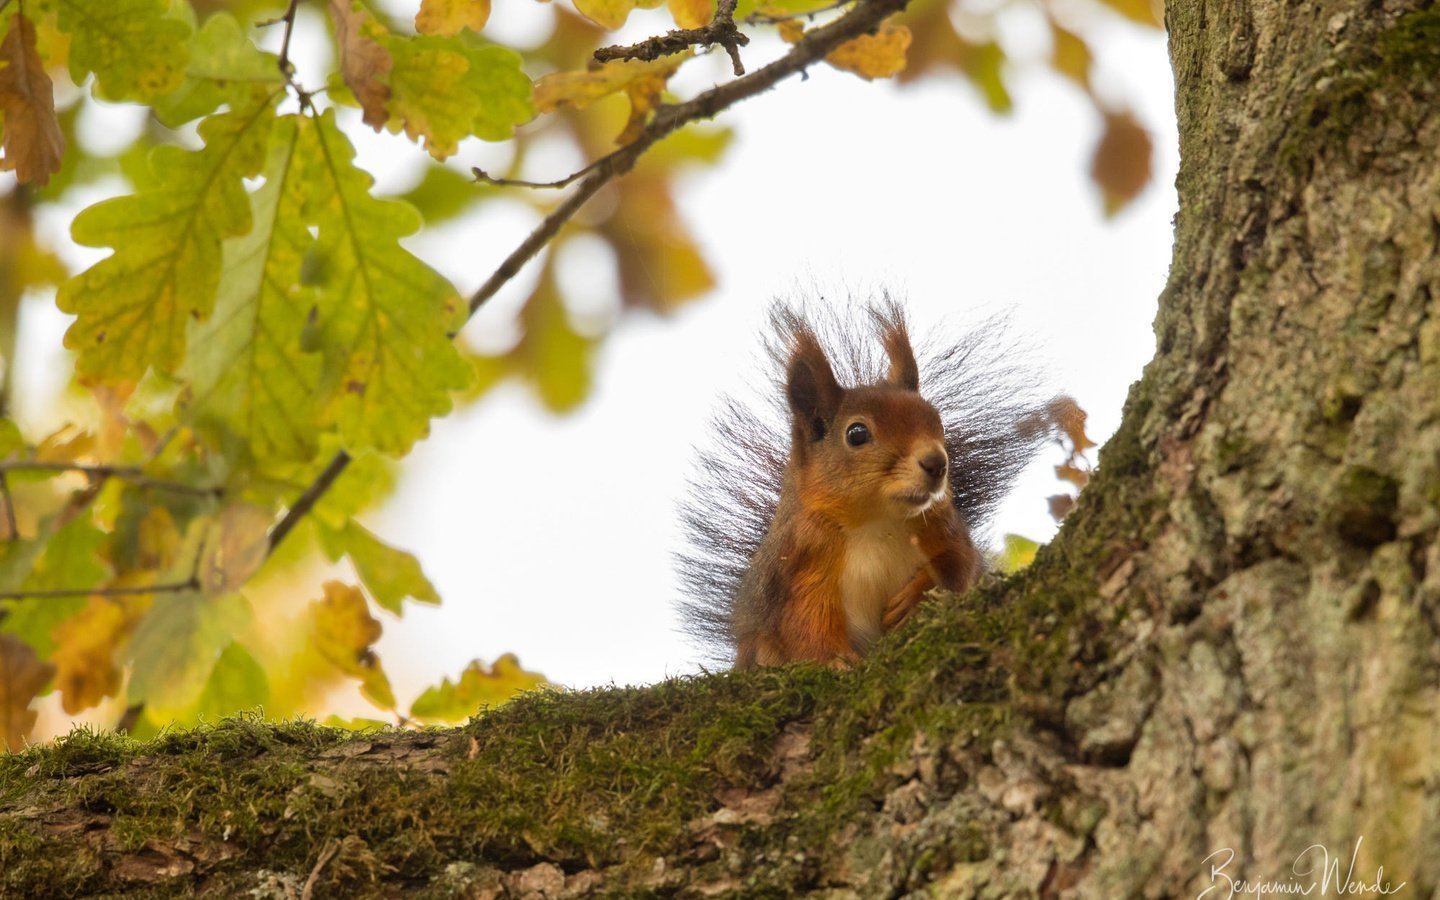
[319,520,440,615]
[126,592,252,716]
[1049,20,1092,90]
[297,113,472,454]
[1090,111,1152,215]
[51,597,133,714]
[183,116,321,461]
[0,633,53,751]
[329,0,393,129]
[409,653,545,723]
[0,12,65,185]
[416,0,492,35]
[56,0,191,101]
[311,581,395,711]
[573,0,663,31]
[59,92,282,379]
[825,20,911,80]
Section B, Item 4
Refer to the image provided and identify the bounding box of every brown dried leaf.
[328,0,393,129]
[826,20,911,80]
[1047,494,1076,522]
[0,633,53,750]
[0,12,65,185]
[415,0,491,35]
[1055,463,1090,489]
[1091,110,1152,216]
[1047,396,1097,453]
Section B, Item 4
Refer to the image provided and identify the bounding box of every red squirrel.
[678,299,1053,669]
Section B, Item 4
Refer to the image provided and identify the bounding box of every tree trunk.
[3,0,1440,896]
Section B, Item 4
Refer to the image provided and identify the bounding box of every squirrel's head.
[784,313,949,524]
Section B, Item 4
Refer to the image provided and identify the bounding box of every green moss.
[1278,6,1440,173]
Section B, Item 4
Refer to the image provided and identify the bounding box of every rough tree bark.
[3,0,1440,896]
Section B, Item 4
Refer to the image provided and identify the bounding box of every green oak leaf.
[152,12,285,128]
[302,111,472,455]
[318,520,440,615]
[54,0,192,101]
[472,266,595,412]
[0,518,109,657]
[126,591,251,716]
[377,33,533,157]
[409,654,545,724]
[184,115,321,461]
[194,641,269,721]
[58,91,281,379]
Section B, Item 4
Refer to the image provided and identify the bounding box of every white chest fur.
[840,521,923,650]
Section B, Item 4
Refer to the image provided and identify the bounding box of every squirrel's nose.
[918,450,947,481]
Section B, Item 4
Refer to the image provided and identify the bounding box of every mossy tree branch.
[5,0,1440,896]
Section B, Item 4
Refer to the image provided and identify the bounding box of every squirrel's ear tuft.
[786,332,842,439]
[879,316,920,392]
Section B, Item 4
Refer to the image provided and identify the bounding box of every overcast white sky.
[18,2,1178,711]
[364,7,1180,694]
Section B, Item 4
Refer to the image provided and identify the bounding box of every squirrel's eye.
[845,423,871,447]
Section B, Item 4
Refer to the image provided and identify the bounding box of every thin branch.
[265,0,916,558]
[0,579,199,601]
[266,0,315,111]
[267,451,352,554]
[471,158,605,190]
[595,0,749,75]
[275,0,303,76]
[0,461,222,498]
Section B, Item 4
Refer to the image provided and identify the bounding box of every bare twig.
[595,0,749,75]
[471,159,605,190]
[275,0,303,76]
[0,578,199,601]
[265,0,315,110]
[0,461,222,498]
[265,0,916,558]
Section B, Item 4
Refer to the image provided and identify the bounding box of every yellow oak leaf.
[328,0,392,129]
[312,581,395,711]
[826,20,911,80]
[668,0,713,29]
[534,54,687,115]
[0,12,65,185]
[52,597,136,715]
[1050,20,1092,89]
[572,0,663,31]
[416,0,492,34]
[776,19,804,44]
[0,633,54,751]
